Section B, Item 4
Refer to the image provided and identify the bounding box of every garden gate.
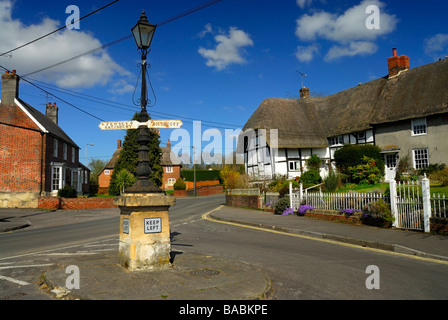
[389,177,431,232]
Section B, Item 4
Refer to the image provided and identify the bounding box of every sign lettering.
[144,218,162,234]
[99,120,183,131]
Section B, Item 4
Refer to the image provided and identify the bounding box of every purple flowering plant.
[298,205,314,216]
[339,208,361,217]
[282,207,294,215]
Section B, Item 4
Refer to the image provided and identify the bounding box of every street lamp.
[85,143,94,165]
[126,11,161,194]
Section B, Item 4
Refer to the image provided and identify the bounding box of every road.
[1,194,448,300]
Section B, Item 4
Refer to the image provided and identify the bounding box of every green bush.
[274,197,291,215]
[334,144,384,176]
[57,185,77,198]
[173,178,186,190]
[301,170,322,185]
[181,170,221,182]
[419,163,446,176]
[306,154,321,172]
[362,199,394,227]
[429,168,448,187]
[324,170,340,192]
[348,156,382,185]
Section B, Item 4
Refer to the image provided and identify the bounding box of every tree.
[109,112,163,195]
[333,144,384,176]
[115,169,136,195]
[88,159,107,184]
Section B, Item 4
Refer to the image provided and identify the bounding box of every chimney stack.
[117,139,122,150]
[1,69,20,106]
[300,87,310,99]
[388,48,409,78]
[46,102,59,125]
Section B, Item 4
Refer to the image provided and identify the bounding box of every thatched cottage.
[240,49,448,181]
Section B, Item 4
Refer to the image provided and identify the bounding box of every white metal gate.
[393,180,424,231]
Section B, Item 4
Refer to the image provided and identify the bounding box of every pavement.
[1,205,447,300]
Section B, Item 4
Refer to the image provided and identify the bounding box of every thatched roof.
[103,148,121,169]
[243,58,448,148]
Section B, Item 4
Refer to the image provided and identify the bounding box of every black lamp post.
[126,11,162,194]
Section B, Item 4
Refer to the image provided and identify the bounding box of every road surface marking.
[202,206,448,266]
[0,275,30,286]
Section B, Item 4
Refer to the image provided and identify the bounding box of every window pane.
[413,119,427,135]
[414,149,428,169]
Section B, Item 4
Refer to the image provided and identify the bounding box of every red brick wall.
[0,108,43,192]
[162,165,181,191]
[98,169,113,190]
[226,194,262,209]
[38,196,117,209]
[185,180,220,190]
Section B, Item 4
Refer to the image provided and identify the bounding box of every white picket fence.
[290,175,448,233]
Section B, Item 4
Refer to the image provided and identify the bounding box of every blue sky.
[1,0,447,167]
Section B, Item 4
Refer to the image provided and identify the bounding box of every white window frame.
[72,147,76,163]
[356,131,366,140]
[288,160,300,172]
[167,178,176,186]
[104,169,111,175]
[413,148,429,169]
[51,166,63,192]
[166,166,173,173]
[328,136,343,146]
[412,118,427,136]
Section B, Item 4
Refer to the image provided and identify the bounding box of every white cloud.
[325,41,377,62]
[295,0,397,62]
[296,44,319,62]
[296,0,313,9]
[424,33,448,56]
[0,0,131,89]
[198,26,254,71]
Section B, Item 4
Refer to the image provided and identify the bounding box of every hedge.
[181,170,222,182]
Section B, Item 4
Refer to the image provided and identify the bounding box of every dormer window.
[328,136,343,146]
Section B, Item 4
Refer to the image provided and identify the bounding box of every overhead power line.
[0,0,120,57]
[22,0,222,77]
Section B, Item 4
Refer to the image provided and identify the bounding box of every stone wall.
[0,192,39,208]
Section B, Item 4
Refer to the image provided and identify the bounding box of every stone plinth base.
[114,193,175,271]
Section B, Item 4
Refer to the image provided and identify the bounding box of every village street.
[0,194,447,301]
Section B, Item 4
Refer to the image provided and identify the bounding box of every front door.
[384,153,398,181]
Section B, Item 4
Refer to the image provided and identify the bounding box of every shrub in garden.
[334,144,384,176]
[173,178,186,190]
[324,170,340,192]
[429,167,448,186]
[57,185,77,198]
[348,156,382,185]
[339,208,361,217]
[301,170,322,186]
[274,197,291,215]
[298,204,314,216]
[362,199,394,227]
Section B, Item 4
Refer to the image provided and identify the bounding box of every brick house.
[97,139,122,194]
[161,140,182,191]
[0,70,90,208]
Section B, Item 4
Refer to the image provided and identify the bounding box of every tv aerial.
[296,70,307,88]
